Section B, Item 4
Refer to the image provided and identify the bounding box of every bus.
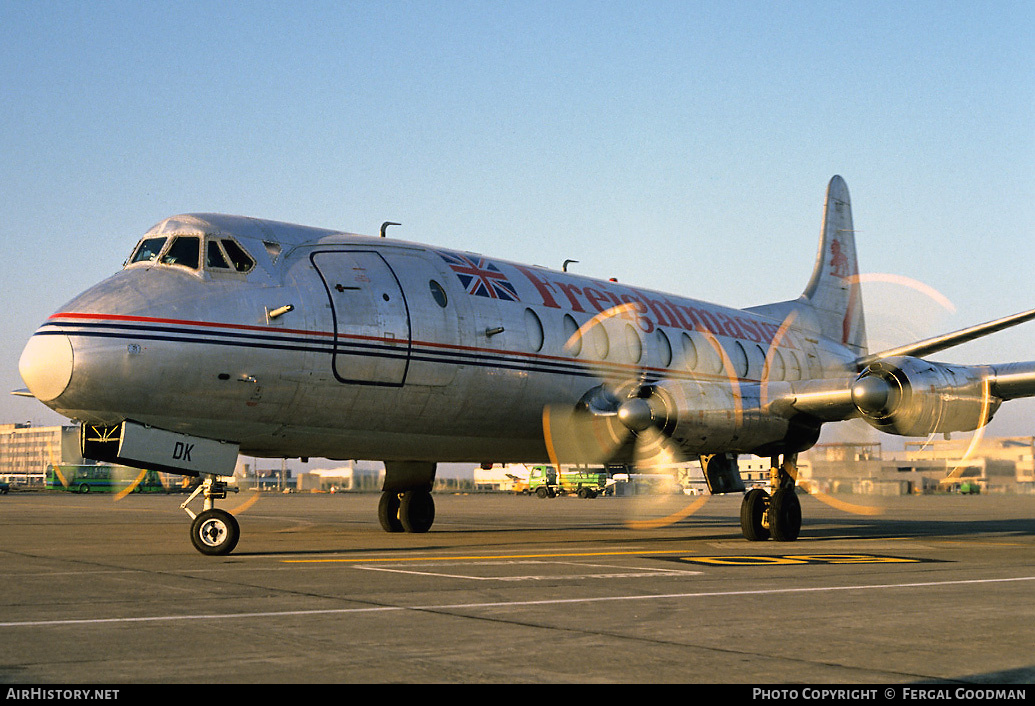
[45,464,181,494]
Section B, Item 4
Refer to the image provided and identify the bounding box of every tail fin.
[800,175,868,356]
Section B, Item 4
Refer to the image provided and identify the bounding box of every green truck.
[526,465,612,499]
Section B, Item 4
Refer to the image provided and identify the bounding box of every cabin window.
[524,308,544,352]
[754,344,767,379]
[160,236,200,270]
[624,324,642,363]
[769,348,786,380]
[589,322,609,359]
[681,333,698,371]
[563,314,582,356]
[429,280,448,308]
[786,351,802,381]
[655,329,673,367]
[129,237,167,264]
[731,341,749,378]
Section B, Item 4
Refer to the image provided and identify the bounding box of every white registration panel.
[117,421,239,476]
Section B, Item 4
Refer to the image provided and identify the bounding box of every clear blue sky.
[2,1,1032,444]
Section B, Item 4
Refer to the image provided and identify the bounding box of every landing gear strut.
[739,453,802,542]
[182,474,240,555]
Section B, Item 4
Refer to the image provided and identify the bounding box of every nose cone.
[19,334,74,402]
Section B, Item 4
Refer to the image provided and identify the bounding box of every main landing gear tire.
[399,490,435,533]
[740,488,770,541]
[378,491,403,532]
[768,487,802,542]
[378,489,435,533]
[190,509,240,556]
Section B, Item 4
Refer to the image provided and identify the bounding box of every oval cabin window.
[524,308,544,352]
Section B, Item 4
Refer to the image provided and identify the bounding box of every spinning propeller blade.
[541,304,709,526]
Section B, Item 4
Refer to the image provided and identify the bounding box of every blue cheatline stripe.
[36,318,750,384]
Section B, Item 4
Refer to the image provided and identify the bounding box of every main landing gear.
[378,489,435,533]
[377,460,438,534]
[182,474,240,555]
[740,454,802,542]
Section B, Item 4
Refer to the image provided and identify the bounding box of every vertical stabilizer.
[801,175,867,356]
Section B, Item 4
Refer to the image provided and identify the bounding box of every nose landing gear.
[182,475,240,555]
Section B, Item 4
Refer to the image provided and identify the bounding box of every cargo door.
[311,250,411,386]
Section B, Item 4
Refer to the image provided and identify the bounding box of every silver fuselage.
[21,215,858,464]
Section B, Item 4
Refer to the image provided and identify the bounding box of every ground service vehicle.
[46,464,170,494]
[528,465,612,498]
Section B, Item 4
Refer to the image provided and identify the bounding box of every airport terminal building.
[0,423,80,486]
[3,422,1033,495]
[801,437,1035,495]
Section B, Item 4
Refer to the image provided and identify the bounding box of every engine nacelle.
[630,378,821,457]
[850,356,1001,436]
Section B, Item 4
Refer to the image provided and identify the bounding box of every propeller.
[542,265,1007,530]
[542,303,712,527]
[807,270,998,505]
[542,296,898,527]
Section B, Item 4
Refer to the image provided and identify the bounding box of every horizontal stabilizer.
[10,389,34,398]
[855,307,1035,368]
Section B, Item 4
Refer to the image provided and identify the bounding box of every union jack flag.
[437,251,520,301]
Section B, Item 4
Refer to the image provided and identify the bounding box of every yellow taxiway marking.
[678,554,924,566]
[282,549,698,564]
[930,540,1024,547]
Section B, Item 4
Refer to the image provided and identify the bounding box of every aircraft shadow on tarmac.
[231,504,1034,558]
[924,666,1035,685]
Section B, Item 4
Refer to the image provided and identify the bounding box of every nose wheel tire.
[190,509,240,555]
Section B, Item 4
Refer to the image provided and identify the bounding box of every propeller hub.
[617,397,654,432]
[851,374,893,416]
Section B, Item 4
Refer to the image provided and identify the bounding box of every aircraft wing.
[546,306,1035,472]
[853,307,1035,369]
[784,307,1035,436]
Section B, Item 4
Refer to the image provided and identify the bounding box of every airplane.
[16,175,1035,555]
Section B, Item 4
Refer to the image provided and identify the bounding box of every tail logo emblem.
[829,239,851,279]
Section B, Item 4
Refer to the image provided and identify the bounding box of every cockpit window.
[130,237,167,264]
[160,236,201,270]
[263,240,282,264]
[203,238,255,274]
[220,239,255,273]
[127,233,255,275]
[206,240,230,269]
